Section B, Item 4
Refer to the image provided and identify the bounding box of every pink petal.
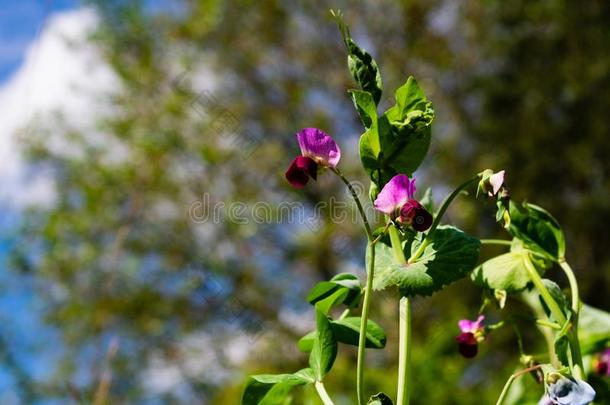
[458,319,476,333]
[489,170,505,196]
[458,315,485,333]
[374,175,416,215]
[296,128,341,168]
[473,315,485,329]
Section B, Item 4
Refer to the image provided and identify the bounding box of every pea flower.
[544,373,596,405]
[455,315,485,358]
[477,169,506,197]
[285,128,341,188]
[373,174,432,232]
[594,348,610,376]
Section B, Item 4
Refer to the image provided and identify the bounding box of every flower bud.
[477,169,505,197]
[593,348,610,376]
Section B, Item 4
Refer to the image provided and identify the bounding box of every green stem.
[558,260,585,380]
[332,168,374,240]
[536,319,562,330]
[387,227,410,405]
[397,296,411,405]
[523,255,566,325]
[409,176,479,263]
[356,242,375,405]
[522,290,560,367]
[558,260,579,314]
[331,169,376,404]
[480,239,513,246]
[388,224,406,264]
[314,381,335,405]
[495,365,542,405]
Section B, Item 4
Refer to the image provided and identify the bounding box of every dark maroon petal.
[285,156,318,188]
[456,332,478,358]
[285,157,309,188]
[595,360,608,376]
[400,200,433,232]
[294,156,318,181]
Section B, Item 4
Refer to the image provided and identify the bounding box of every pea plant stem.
[495,365,543,405]
[332,168,374,240]
[388,225,411,405]
[480,239,513,246]
[523,256,566,325]
[315,381,335,405]
[523,256,587,379]
[356,242,375,405]
[331,169,375,405]
[558,259,585,380]
[397,296,411,405]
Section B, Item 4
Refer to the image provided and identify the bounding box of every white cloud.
[0,7,116,208]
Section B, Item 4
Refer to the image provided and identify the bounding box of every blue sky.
[0,0,78,84]
[0,2,78,402]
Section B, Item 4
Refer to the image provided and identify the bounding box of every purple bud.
[456,332,478,358]
[400,200,433,232]
[594,348,610,376]
[285,156,318,188]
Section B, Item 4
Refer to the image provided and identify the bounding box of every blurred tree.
[9,0,610,403]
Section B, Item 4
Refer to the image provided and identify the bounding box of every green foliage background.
[8,0,610,403]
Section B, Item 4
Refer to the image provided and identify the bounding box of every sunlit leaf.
[241,368,314,405]
[372,226,480,296]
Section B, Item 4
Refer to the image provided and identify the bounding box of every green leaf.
[472,252,529,292]
[372,226,480,297]
[309,306,338,380]
[241,368,314,405]
[368,392,394,405]
[349,89,377,129]
[306,273,362,313]
[539,279,570,321]
[331,317,387,348]
[379,77,434,177]
[554,313,573,367]
[297,331,316,352]
[297,317,387,352]
[314,288,349,315]
[358,77,434,186]
[508,202,566,260]
[333,10,382,105]
[578,303,610,354]
[471,240,548,292]
[346,41,383,105]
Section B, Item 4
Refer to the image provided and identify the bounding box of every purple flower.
[458,315,485,335]
[374,175,432,231]
[285,128,341,188]
[456,315,485,359]
[374,175,416,215]
[594,348,610,376]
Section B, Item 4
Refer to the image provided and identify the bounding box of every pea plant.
[241,11,610,405]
